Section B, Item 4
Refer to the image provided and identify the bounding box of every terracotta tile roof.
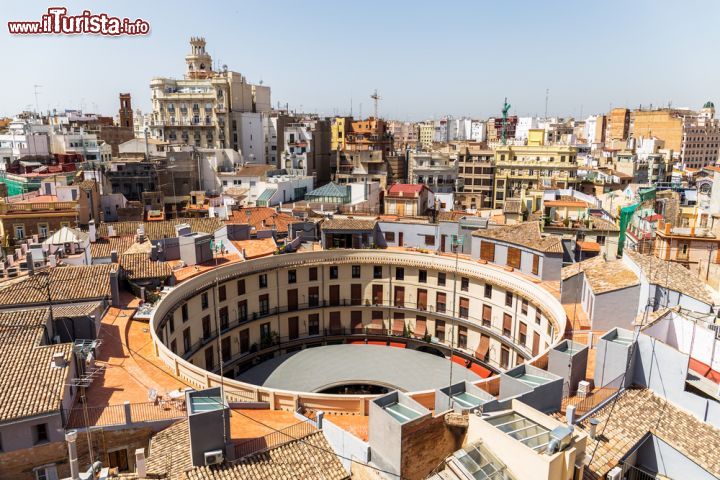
[0,264,115,307]
[321,217,377,231]
[90,235,137,259]
[143,420,347,480]
[0,308,73,422]
[386,183,427,197]
[227,207,299,234]
[121,253,173,281]
[625,250,714,305]
[97,218,224,240]
[577,388,720,478]
[471,221,563,253]
[576,241,601,252]
[578,257,639,294]
[544,199,589,208]
[502,199,523,214]
[50,300,104,318]
[235,164,275,177]
[232,238,278,259]
[562,256,604,280]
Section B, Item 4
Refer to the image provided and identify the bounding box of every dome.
[703,101,714,109]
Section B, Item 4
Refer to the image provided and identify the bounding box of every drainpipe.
[66,430,80,480]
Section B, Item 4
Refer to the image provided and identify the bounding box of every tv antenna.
[33,85,43,115]
[370,89,381,119]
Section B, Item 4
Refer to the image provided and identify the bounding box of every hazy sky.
[1,0,719,120]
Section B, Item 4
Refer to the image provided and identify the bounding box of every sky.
[1,0,719,121]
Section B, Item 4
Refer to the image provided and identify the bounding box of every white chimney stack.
[88,220,97,243]
[49,254,57,267]
[135,448,147,478]
[66,430,80,480]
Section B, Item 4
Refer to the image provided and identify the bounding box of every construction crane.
[501,97,511,145]
[371,89,381,119]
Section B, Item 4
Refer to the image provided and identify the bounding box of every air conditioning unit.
[204,450,224,466]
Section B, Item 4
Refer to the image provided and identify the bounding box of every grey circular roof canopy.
[704,101,715,109]
[237,344,482,393]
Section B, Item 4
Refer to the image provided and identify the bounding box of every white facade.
[470,120,486,142]
[515,117,539,141]
[236,112,265,164]
[263,114,280,167]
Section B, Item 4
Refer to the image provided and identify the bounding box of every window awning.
[475,335,490,359]
[392,318,405,334]
[414,318,427,336]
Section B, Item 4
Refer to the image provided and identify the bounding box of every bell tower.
[185,37,213,80]
[119,93,133,128]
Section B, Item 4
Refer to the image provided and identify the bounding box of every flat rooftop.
[237,344,481,393]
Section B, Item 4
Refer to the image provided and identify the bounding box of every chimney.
[52,352,66,368]
[150,244,158,261]
[108,225,116,237]
[66,430,80,480]
[7,254,13,265]
[588,418,600,440]
[566,405,576,425]
[88,220,97,243]
[27,252,34,276]
[109,269,121,307]
[70,243,76,255]
[49,254,57,267]
[32,234,39,243]
[21,243,28,255]
[135,448,147,478]
[110,250,119,263]
[15,248,22,260]
[665,222,672,235]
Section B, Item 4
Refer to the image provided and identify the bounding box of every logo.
[8,7,150,36]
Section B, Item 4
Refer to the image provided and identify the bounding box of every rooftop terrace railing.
[63,401,185,429]
[233,419,317,460]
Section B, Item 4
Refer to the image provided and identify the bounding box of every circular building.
[150,249,566,413]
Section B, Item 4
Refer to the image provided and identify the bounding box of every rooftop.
[90,235,137,259]
[320,217,377,231]
[386,183,428,197]
[120,253,173,281]
[562,256,639,294]
[0,308,73,423]
[97,218,224,240]
[234,164,275,177]
[232,237,277,259]
[471,221,563,253]
[227,207,299,234]
[577,388,720,478]
[0,264,115,307]
[625,250,714,305]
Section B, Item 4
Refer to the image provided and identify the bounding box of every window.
[503,314,512,337]
[259,294,270,315]
[436,292,446,313]
[505,291,513,307]
[424,235,435,246]
[237,279,246,296]
[484,284,492,299]
[461,277,469,292]
[535,310,542,325]
[170,339,177,354]
[14,224,25,240]
[482,305,492,327]
[238,300,248,322]
[308,314,320,336]
[288,269,297,283]
[34,465,58,480]
[373,266,383,279]
[330,266,339,279]
[33,423,49,444]
[183,328,191,352]
[501,346,510,368]
[181,304,188,322]
[459,297,469,319]
[221,336,231,362]
[352,265,361,278]
[259,274,268,288]
[202,316,211,339]
[38,223,49,238]
[396,267,404,280]
[201,292,209,309]
[436,320,446,342]
[308,286,320,307]
[437,272,446,286]
[204,346,214,370]
[218,285,227,302]
[168,316,175,334]
[309,267,318,281]
[419,270,427,283]
[260,322,271,342]
[480,241,495,262]
[239,329,250,354]
[384,231,395,242]
[507,247,521,269]
[458,326,468,349]
[532,254,540,275]
[219,307,229,330]
[521,299,528,316]
[519,322,527,344]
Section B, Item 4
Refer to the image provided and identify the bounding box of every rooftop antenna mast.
[371,89,381,119]
[501,97,511,145]
[33,85,43,117]
[544,88,549,119]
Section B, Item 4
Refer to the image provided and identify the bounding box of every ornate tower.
[119,93,133,128]
[185,37,213,80]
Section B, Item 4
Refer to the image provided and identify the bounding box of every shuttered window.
[476,335,490,360]
[519,322,527,344]
[503,313,512,337]
[459,297,470,319]
[482,305,492,326]
[480,241,495,262]
[507,247,521,269]
[532,254,540,275]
